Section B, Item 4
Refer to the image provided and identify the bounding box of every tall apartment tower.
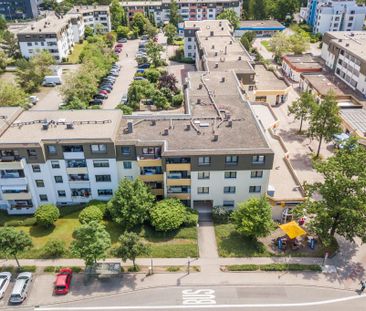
[0,0,39,20]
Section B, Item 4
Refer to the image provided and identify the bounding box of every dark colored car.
[138,63,150,69]
[89,99,103,106]
[94,94,108,100]
[54,268,72,295]
[134,76,147,81]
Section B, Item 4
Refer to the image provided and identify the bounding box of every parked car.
[136,69,145,74]
[141,35,149,40]
[94,94,108,100]
[54,268,72,295]
[43,75,62,85]
[115,43,123,48]
[99,87,112,93]
[9,272,32,304]
[134,76,147,81]
[120,94,128,104]
[29,96,39,105]
[114,48,122,54]
[109,72,119,77]
[100,83,113,89]
[0,272,11,299]
[99,90,108,95]
[138,63,150,69]
[42,82,56,87]
[118,38,127,43]
[89,99,103,106]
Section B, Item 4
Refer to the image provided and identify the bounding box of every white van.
[9,272,32,304]
[42,75,62,86]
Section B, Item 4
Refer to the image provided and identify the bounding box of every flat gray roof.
[116,71,271,155]
[254,65,288,90]
[238,20,285,29]
[340,108,366,135]
[283,54,323,71]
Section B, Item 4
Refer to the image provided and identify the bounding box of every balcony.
[151,188,164,196]
[166,163,191,171]
[3,192,32,200]
[167,179,191,186]
[66,167,88,174]
[139,174,164,182]
[138,158,162,167]
[0,161,23,170]
[63,152,85,160]
[0,177,27,186]
[167,193,191,200]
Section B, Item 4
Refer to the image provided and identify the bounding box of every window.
[198,171,210,179]
[224,186,236,193]
[27,149,37,157]
[252,155,265,164]
[197,187,209,194]
[251,170,263,178]
[32,165,41,173]
[58,190,66,197]
[198,156,211,166]
[35,180,44,187]
[121,146,131,155]
[224,171,237,179]
[54,176,63,183]
[39,194,48,201]
[225,155,238,165]
[93,160,109,168]
[223,200,235,208]
[347,23,352,27]
[188,37,192,41]
[123,161,132,169]
[27,42,32,46]
[249,185,262,193]
[98,189,113,196]
[51,160,60,169]
[91,144,107,153]
[63,145,83,152]
[47,145,57,154]
[96,175,111,182]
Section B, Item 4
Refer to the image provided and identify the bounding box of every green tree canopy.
[35,204,60,228]
[116,25,130,39]
[0,227,32,267]
[164,23,177,45]
[150,199,187,231]
[79,205,104,224]
[288,91,316,132]
[217,9,240,29]
[269,31,291,63]
[308,91,342,157]
[289,33,310,54]
[110,0,126,30]
[295,138,366,243]
[113,232,150,269]
[152,89,170,109]
[108,178,155,229]
[231,197,274,239]
[146,40,164,67]
[71,221,111,266]
[250,0,267,20]
[132,13,150,35]
[169,0,181,27]
[0,82,28,108]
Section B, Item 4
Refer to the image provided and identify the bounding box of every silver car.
[0,272,11,299]
[9,272,32,304]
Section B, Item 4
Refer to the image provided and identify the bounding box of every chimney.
[163,128,169,136]
[212,134,219,141]
[197,98,201,104]
[198,83,203,89]
[224,46,227,55]
[210,31,214,36]
[185,124,191,131]
[215,62,219,68]
[238,56,242,60]
[221,77,225,82]
[211,44,215,49]
[127,121,133,133]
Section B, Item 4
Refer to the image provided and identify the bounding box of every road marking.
[35,294,366,310]
[182,289,216,305]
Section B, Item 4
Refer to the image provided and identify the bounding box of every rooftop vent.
[219,21,222,26]
[238,56,242,61]
[229,40,232,45]
[39,29,42,32]
[221,27,224,31]
[215,51,218,56]
[127,121,133,133]
[346,43,350,47]
[66,122,74,130]
[163,128,169,136]
[338,39,343,42]
[210,31,214,36]
[197,98,201,104]
[199,122,210,127]
[215,63,219,68]
[198,83,203,89]
[151,120,156,126]
[205,37,208,40]
[41,119,49,130]
[185,124,191,131]
[228,120,233,127]
[212,134,219,141]
[212,44,215,49]
[221,77,225,83]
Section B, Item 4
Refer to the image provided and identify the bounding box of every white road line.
[34,294,366,310]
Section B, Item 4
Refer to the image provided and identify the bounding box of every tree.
[0,16,6,33]
[289,33,310,54]
[150,199,187,231]
[217,9,240,29]
[35,204,60,228]
[240,36,251,52]
[110,0,126,30]
[143,68,161,83]
[242,31,256,45]
[0,50,10,73]
[0,82,27,107]
[250,0,267,20]
[132,13,149,35]
[146,40,164,67]
[231,197,274,239]
[158,72,178,93]
[144,23,158,39]
[152,89,170,109]
[1,30,19,58]
[0,227,32,268]
[273,0,299,22]
[71,221,111,266]
[169,0,180,27]
[164,23,177,45]
[172,92,183,107]
[295,138,366,243]
[79,205,104,224]
[127,79,155,109]
[269,32,290,63]
[308,91,342,157]
[288,91,316,132]
[116,25,130,39]
[84,26,94,38]
[42,239,66,258]
[113,232,150,269]
[107,178,155,229]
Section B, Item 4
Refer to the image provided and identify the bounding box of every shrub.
[184,210,199,227]
[78,205,104,224]
[43,266,56,273]
[35,204,60,228]
[0,266,15,273]
[166,266,181,272]
[4,220,24,227]
[172,93,184,107]
[42,239,66,258]
[22,217,37,226]
[86,200,108,216]
[150,199,187,231]
[57,204,85,217]
[212,206,232,224]
[18,265,36,272]
[144,68,161,83]
[225,264,322,272]
[226,264,258,271]
[127,265,140,272]
[70,266,83,273]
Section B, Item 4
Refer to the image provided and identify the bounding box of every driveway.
[102,39,139,109]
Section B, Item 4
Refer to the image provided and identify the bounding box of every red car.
[54,268,72,295]
[99,90,108,95]
[116,43,123,48]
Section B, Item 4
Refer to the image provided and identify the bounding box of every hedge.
[225,263,322,272]
[18,265,37,272]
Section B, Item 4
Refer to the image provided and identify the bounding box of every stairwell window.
[224,171,237,179]
[249,186,262,193]
[225,155,238,165]
[224,186,236,194]
[91,144,107,154]
[252,155,265,164]
[198,156,211,166]
[197,187,209,194]
[198,171,210,179]
[251,170,263,178]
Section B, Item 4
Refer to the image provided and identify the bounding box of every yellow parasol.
[279,221,306,239]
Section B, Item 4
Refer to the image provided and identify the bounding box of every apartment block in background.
[234,20,285,38]
[0,0,38,20]
[321,31,366,97]
[68,5,111,33]
[121,0,241,25]
[301,0,366,34]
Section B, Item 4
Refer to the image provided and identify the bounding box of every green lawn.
[2,208,198,259]
[67,41,88,64]
[214,223,272,257]
[261,40,272,51]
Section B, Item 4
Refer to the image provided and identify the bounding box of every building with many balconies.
[68,5,111,33]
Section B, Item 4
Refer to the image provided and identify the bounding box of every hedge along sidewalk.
[222,263,322,272]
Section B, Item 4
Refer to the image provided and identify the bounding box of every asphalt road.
[26,285,366,311]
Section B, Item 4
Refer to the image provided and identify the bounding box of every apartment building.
[17,13,84,62]
[302,0,366,34]
[234,20,285,38]
[68,5,111,33]
[121,0,241,25]
[0,0,38,20]
[321,31,366,96]
[282,54,323,82]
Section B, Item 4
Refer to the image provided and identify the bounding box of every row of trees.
[288,91,341,157]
